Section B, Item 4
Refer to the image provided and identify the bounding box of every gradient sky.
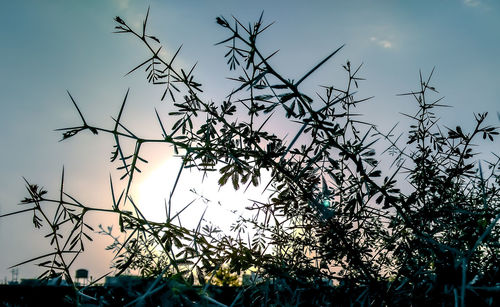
[1,0,499,281]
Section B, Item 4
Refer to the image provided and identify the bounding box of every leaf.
[115,16,125,25]
[216,16,229,27]
[147,35,160,43]
[83,232,93,242]
[280,92,295,104]
[231,172,240,190]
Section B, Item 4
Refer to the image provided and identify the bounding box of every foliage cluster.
[2,9,499,306]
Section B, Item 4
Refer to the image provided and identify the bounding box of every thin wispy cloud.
[113,0,130,10]
[370,36,393,49]
[464,0,481,7]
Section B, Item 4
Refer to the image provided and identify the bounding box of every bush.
[2,9,499,306]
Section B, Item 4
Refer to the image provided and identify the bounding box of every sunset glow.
[136,157,271,233]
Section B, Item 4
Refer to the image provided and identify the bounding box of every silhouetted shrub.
[2,9,499,306]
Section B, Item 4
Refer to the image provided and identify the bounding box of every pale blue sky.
[1,0,499,281]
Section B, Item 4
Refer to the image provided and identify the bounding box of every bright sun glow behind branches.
[137,157,271,233]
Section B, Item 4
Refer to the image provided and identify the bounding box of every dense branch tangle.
[70,11,499,284]
[5,9,499,306]
[55,10,393,284]
[117,12,393,283]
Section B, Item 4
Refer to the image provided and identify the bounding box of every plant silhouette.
[1,9,499,306]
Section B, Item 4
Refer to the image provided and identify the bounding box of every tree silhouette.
[2,9,499,306]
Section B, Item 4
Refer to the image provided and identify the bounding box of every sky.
[0,0,499,282]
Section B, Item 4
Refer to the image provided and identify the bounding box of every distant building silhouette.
[9,268,19,285]
[75,268,89,286]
